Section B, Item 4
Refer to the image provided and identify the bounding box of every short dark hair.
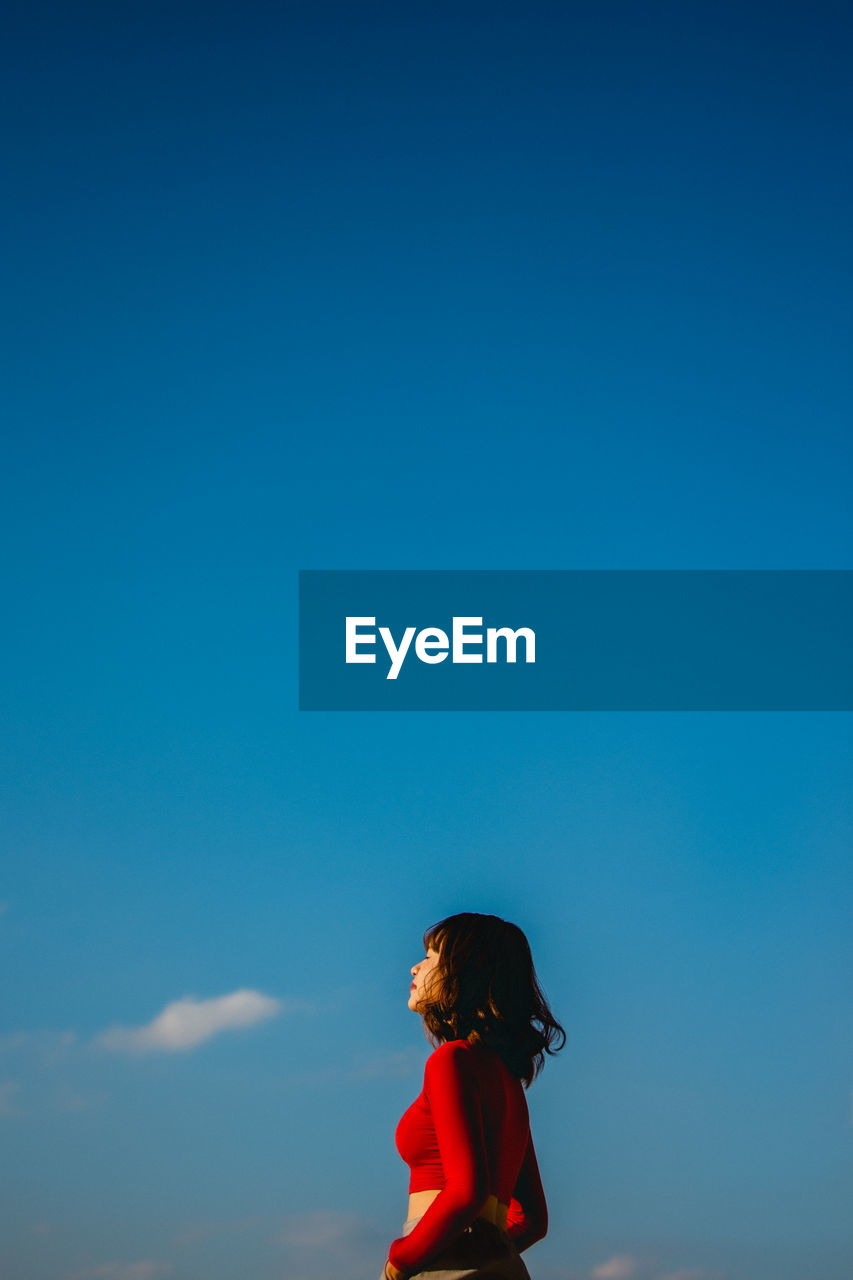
[420,912,565,1087]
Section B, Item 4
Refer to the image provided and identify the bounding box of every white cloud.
[96,989,283,1054]
[592,1258,639,1280]
[66,1262,172,1280]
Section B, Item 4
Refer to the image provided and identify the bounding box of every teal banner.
[298,570,853,711]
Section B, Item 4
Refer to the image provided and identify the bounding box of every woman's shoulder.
[427,1038,473,1064]
[424,1038,476,1080]
[425,1038,512,1083]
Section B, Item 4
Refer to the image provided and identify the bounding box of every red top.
[388,1039,548,1273]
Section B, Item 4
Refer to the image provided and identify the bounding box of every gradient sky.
[2,3,851,1280]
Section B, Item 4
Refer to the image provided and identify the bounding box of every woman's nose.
[411,962,419,976]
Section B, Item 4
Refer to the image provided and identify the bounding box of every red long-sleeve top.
[388,1039,548,1274]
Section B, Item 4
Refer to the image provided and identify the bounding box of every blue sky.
[1,3,851,1279]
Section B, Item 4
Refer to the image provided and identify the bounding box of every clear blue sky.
[2,4,851,1280]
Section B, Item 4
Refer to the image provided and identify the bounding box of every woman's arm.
[506,1132,548,1252]
[386,1043,489,1274]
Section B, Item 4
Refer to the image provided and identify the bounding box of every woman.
[382,912,565,1280]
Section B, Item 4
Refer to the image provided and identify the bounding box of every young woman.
[382,912,565,1280]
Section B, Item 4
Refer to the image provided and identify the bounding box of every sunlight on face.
[408,945,441,1011]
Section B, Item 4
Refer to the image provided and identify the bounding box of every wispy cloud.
[0,1034,91,1116]
[354,1046,424,1079]
[585,1252,719,1280]
[55,1083,96,1112]
[0,1029,76,1057]
[0,1080,21,1115]
[174,1208,384,1280]
[273,1210,387,1280]
[174,1214,265,1246]
[592,1258,639,1280]
[276,1210,363,1249]
[65,1262,172,1280]
[96,989,283,1054]
[657,1271,716,1280]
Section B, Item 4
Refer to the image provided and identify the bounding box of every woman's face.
[408,944,441,1011]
